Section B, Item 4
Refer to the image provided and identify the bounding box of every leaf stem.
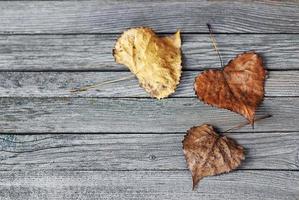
[70,74,135,93]
[223,114,272,133]
[207,23,224,68]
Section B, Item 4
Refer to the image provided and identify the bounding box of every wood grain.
[0,34,298,71]
[0,170,298,200]
[0,1,297,199]
[0,1,298,34]
[0,132,297,170]
[0,97,297,133]
[0,71,297,97]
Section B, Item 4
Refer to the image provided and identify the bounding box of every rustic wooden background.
[0,0,298,199]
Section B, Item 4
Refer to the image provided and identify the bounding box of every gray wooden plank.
[0,71,297,97]
[0,97,297,133]
[0,1,298,34]
[0,34,298,71]
[0,132,297,170]
[0,170,298,200]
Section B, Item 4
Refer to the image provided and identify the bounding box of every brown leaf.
[182,124,245,189]
[113,27,182,99]
[194,52,266,124]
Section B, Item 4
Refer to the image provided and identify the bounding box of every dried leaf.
[113,27,182,99]
[182,124,244,189]
[194,52,266,124]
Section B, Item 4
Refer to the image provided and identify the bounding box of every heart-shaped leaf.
[194,52,266,124]
[182,124,245,189]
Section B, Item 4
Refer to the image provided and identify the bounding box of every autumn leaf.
[194,52,266,124]
[182,124,245,189]
[113,27,182,99]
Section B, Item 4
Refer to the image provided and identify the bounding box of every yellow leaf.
[113,27,182,99]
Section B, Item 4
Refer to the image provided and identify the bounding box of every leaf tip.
[192,175,200,190]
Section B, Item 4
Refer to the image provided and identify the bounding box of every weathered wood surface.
[0,1,299,34]
[0,132,297,170]
[0,170,298,200]
[0,34,298,71]
[0,0,298,199]
[0,97,297,133]
[0,71,297,97]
